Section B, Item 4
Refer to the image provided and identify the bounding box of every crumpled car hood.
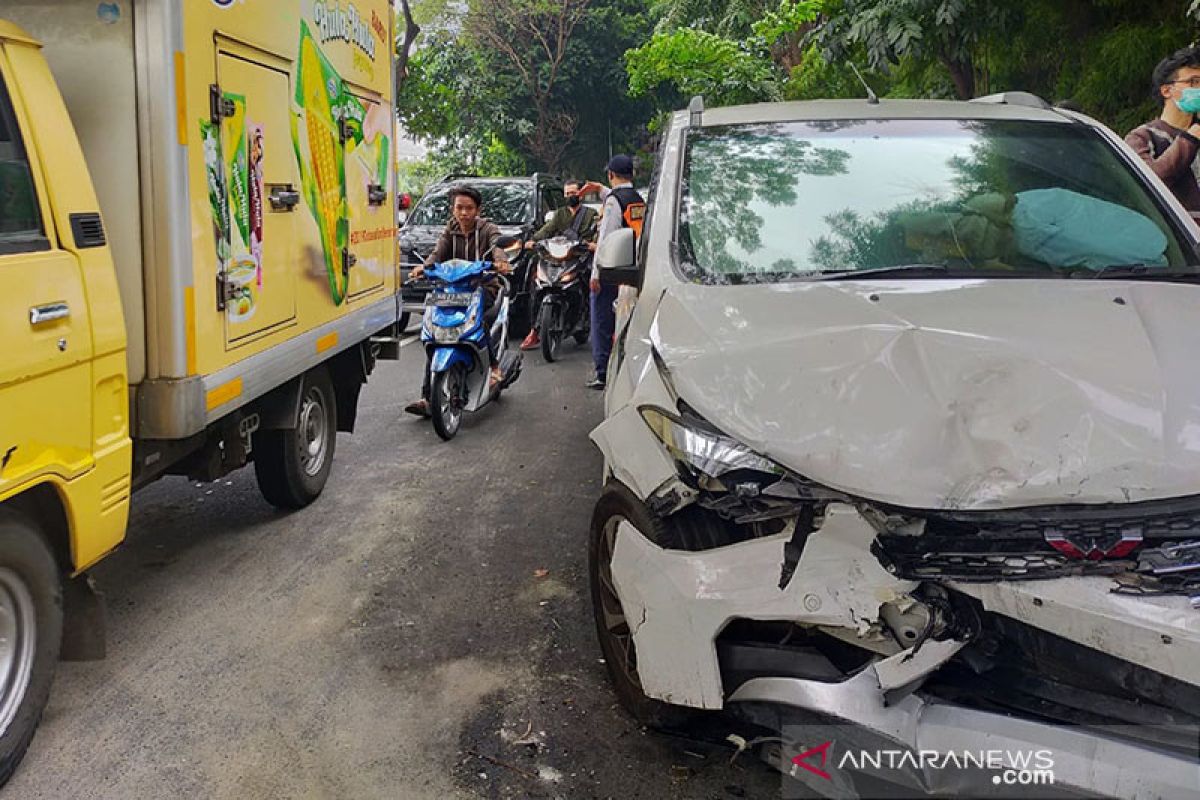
[650,279,1200,510]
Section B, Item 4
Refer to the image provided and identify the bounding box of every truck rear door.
[345,92,390,302]
[216,50,300,348]
[0,55,94,485]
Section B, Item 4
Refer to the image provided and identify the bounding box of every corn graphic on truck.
[0,1,401,780]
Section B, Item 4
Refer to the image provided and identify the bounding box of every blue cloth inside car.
[1012,188,1168,270]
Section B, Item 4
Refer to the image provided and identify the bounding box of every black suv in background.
[399,173,566,333]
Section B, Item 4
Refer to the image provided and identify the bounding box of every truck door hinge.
[216,270,238,311]
[342,248,358,276]
[209,84,236,124]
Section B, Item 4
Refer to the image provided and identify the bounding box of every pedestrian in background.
[1127,45,1200,213]
[582,155,644,390]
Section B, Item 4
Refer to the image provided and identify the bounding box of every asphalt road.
[9,329,781,800]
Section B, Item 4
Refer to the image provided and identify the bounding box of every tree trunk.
[395,0,421,93]
[943,56,976,100]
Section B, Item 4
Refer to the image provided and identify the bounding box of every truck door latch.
[269,184,301,211]
[367,184,387,206]
[342,248,358,276]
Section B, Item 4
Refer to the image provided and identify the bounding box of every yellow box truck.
[0,1,401,779]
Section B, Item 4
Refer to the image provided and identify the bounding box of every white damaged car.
[588,95,1200,798]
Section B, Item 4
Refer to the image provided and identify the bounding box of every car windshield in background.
[678,119,1199,284]
[409,182,530,227]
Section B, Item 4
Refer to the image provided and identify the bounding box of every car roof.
[427,175,561,189]
[692,97,1075,128]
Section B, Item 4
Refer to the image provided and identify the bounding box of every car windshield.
[678,119,1199,283]
[408,182,530,227]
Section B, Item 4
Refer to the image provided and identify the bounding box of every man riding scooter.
[405,185,511,418]
[520,179,598,351]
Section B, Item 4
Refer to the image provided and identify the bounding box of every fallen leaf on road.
[533,569,550,578]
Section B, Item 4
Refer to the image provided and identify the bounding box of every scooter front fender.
[430,346,474,374]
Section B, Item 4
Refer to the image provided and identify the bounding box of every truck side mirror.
[596,228,638,287]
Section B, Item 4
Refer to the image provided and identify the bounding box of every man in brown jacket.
[406,185,511,418]
[1126,46,1200,213]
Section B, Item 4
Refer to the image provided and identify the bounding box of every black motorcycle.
[533,236,592,362]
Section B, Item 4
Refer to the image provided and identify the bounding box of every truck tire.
[254,367,338,509]
[0,509,63,786]
[588,482,705,731]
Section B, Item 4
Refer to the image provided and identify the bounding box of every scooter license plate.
[432,293,474,307]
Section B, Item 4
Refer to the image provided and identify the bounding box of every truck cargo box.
[6,0,399,439]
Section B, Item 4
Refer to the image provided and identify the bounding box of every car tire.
[588,482,709,730]
[0,509,63,787]
[254,367,338,509]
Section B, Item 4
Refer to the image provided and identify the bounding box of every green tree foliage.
[814,0,1014,99]
[626,29,781,107]
[396,0,654,179]
[626,0,822,110]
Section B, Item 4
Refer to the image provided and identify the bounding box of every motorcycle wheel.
[431,364,466,441]
[539,303,561,363]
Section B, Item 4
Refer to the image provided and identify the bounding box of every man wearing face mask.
[1127,46,1200,213]
[520,180,598,351]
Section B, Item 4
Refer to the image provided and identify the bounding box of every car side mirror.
[596,228,638,287]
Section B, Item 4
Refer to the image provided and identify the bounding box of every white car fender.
[609,504,918,709]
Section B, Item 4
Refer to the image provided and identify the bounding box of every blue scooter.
[421,258,522,440]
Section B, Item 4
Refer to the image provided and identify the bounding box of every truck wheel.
[254,367,337,509]
[588,483,704,731]
[0,509,63,786]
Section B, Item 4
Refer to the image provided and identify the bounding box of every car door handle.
[269,185,301,211]
[30,302,70,325]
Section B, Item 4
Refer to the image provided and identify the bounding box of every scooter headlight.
[638,406,784,480]
[430,303,481,344]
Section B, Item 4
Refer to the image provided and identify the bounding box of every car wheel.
[254,367,338,509]
[588,482,707,730]
[0,510,63,786]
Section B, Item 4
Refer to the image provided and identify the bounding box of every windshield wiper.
[1071,264,1200,282]
[814,264,950,281]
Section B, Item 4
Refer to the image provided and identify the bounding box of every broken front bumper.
[732,669,1199,799]
[608,506,1200,798]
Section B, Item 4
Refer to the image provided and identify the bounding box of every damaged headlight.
[639,406,784,480]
